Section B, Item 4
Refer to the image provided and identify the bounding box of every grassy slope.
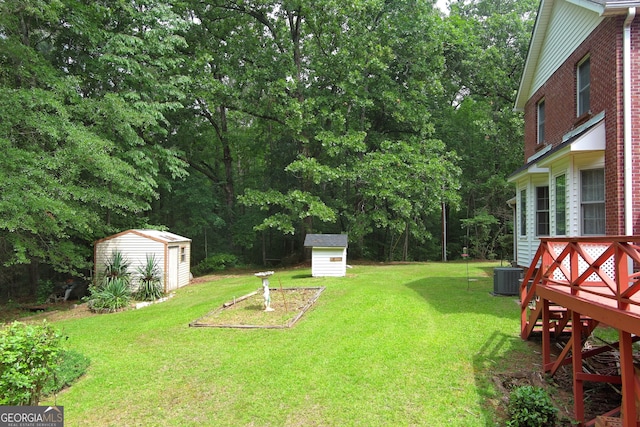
[45,262,534,426]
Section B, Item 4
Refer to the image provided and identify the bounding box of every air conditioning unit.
[493,268,523,296]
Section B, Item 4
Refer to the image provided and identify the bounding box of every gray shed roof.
[303,234,348,248]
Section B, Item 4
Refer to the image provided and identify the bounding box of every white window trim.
[537,99,545,144]
[536,186,550,236]
[577,55,591,117]
[579,167,605,236]
[553,173,567,236]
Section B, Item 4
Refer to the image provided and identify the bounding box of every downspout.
[624,7,636,235]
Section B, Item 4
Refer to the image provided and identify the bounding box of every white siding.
[94,230,192,291]
[515,152,605,268]
[530,1,602,98]
[177,244,191,289]
[311,247,347,277]
[95,233,165,287]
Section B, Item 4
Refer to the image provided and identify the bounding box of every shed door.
[167,246,179,291]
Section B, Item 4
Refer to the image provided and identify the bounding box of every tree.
[436,0,537,260]
[218,0,462,261]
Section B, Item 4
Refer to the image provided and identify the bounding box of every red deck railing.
[519,236,640,427]
[521,236,640,339]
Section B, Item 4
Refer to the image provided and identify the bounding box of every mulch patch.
[190,287,324,329]
[493,335,625,425]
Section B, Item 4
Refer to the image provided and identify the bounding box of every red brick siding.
[631,18,640,235]
[522,17,640,235]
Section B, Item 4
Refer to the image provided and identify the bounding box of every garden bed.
[189,287,324,329]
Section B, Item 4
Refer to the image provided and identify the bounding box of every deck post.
[572,310,585,425]
[619,330,637,427]
[542,298,551,370]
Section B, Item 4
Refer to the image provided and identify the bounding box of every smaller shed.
[303,234,348,277]
[94,229,191,292]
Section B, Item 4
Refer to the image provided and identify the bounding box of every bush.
[36,279,56,304]
[87,277,131,312]
[42,349,90,397]
[0,321,63,405]
[192,253,239,276]
[89,250,133,312]
[507,385,558,427]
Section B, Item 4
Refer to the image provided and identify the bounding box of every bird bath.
[255,271,275,311]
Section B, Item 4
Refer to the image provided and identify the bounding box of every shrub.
[42,349,90,397]
[0,321,63,405]
[87,278,131,312]
[89,250,133,312]
[507,385,558,427]
[36,280,56,304]
[135,254,163,301]
[192,253,238,276]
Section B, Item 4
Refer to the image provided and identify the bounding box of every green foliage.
[507,385,558,427]
[0,0,189,288]
[192,253,239,276]
[135,254,163,301]
[42,349,90,397]
[238,189,337,235]
[0,0,540,281]
[87,278,132,313]
[0,321,63,405]
[101,250,132,288]
[36,279,56,304]
[88,250,133,312]
[461,209,501,260]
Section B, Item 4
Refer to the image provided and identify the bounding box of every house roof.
[131,229,191,243]
[303,234,348,248]
[515,0,640,111]
[508,112,605,181]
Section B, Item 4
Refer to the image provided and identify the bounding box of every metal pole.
[442,201,447,262]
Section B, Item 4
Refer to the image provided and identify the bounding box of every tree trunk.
[29,258,39,297]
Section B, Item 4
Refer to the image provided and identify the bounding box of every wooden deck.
[520,237,640,427]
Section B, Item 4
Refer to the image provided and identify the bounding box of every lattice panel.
[550,242,614,283]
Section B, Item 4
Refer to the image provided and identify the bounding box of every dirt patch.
[1,301,95,324]
[494,336,623,425]
[190,287,324,329]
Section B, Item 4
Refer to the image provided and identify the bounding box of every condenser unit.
[493,267,523,296]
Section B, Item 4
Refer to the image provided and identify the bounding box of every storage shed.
[303,234,348,277]
[94,229,191,292]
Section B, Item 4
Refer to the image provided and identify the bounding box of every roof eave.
[514,0,553,111]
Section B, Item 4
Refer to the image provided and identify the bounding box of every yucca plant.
[135,254,163,301]
[87,278,131,313]
[88,250,133,312]
[100,250,131,288]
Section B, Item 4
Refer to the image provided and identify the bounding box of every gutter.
[624,7,636,235]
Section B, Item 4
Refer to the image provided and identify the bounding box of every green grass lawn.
[41,261,536,426]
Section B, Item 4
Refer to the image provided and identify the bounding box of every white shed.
[303,234,348,277]
[94,229,191,292]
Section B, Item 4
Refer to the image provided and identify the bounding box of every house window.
[537,99,545,144]
[180,247,186,263]
[520,189,527,236]
[581,168,605,235]
[577,56,590,116]
[555,174,566,235]
[536,186,550,236]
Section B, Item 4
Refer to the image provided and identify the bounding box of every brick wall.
[522,16,640,235]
